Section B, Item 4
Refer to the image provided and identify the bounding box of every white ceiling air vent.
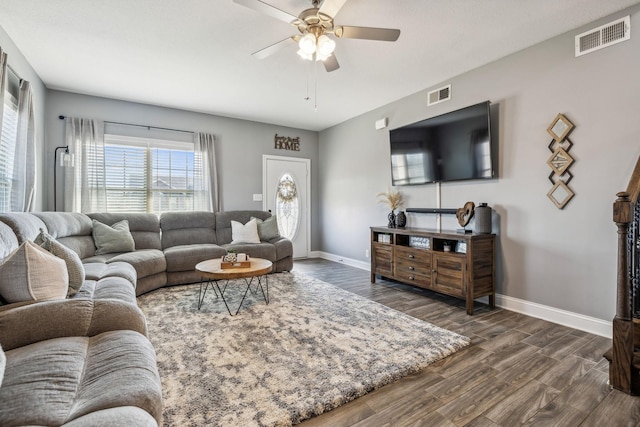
[575,15,630,57]
[427,84,451,106]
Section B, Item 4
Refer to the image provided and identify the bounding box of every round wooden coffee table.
[195,258,273,315]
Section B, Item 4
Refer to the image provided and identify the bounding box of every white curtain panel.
[12,80,36,212]
[194,132,219,212]
[63,117,105,213]
[0,47,6,138]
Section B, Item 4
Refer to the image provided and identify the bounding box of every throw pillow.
[251,216,281,241]
[92,219,136,255]
[34,229,85,297]
[231,219,261,244]
[0,241,68,303]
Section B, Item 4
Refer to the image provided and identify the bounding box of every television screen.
[389,101,494,185]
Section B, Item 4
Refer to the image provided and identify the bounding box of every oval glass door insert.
[275,173,300,240]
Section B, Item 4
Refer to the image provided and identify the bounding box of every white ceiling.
[0,0,637,131]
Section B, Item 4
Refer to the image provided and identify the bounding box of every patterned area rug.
[137,271,470,426]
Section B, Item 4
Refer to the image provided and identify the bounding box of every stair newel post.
[611,191,634,393]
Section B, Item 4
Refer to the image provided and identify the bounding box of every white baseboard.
[496,294,612,338]
[310,251,371,271]
[305,252,612,339]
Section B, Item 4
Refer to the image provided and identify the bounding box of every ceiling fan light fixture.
[316,34,336,56]
[297,48,314,60]
[298,33,317,54]
[315,52,332,62]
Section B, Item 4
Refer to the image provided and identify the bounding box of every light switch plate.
[253,194,263,202]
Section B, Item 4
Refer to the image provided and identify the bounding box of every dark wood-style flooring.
[293,258,640,427]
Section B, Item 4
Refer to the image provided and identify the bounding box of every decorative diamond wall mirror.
[547,180,574,209]
[546,113,576,209]
[547,113,574,142]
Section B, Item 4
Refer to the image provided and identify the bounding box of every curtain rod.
[58,115,194,135]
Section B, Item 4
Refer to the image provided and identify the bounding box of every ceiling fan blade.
[252,37,295,59]
[318,0,349,18]
[233,0,297,24]
[323,54,340,72]
[335,26,400,42]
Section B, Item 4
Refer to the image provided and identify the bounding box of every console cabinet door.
[372,243,393,277]
[432,253,465,297]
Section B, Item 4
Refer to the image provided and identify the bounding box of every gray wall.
[0,25,47,211]
[318,6,640,321]
[45,91,321,250]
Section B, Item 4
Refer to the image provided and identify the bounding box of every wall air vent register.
[575,15,630,57]
[427,84,451,106]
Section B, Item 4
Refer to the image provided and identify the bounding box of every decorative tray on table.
[220,253,251,269]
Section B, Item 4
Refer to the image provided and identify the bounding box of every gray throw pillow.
[252,216,281,241]
[34,229,85,298]
[92,219,136,255]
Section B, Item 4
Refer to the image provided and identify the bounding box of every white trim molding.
[309,252,612,339]
[495,294,612,338]
[313,251,370,271]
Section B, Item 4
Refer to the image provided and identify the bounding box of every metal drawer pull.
[408,276,414,280]
[408,266,414,270]
[408,254,415,258]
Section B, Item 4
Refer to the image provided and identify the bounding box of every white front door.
[263,155,310,259]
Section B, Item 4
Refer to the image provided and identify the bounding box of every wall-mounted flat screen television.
[389,101,495,185]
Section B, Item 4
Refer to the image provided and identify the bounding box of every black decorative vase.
[387,211,396,228]
[396,210,407,228]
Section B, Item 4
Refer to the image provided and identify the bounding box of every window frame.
[0,71,20,213]
[102,134,198,214]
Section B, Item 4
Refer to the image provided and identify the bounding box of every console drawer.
[395,269,430,288]
[395,246,430,265]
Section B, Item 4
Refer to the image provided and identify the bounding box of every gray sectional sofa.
[0,210,293,426]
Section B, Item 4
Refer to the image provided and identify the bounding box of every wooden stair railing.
[610,154,640,394]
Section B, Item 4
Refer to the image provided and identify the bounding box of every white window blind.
[102,135,198,213]
[0,91,18,212]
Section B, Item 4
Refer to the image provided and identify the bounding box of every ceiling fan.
[234,0,401,72]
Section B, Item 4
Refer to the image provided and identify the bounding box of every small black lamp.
[53,145,74,211]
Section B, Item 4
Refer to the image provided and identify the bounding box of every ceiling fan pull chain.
[304,60,310,101]
[314,56,318,112]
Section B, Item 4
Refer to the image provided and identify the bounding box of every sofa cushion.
[35,229,85,297]
[0,299,148,351]
[252,215,281,241]
[160,211,217,248]
[83,261,137,288]
[164,244,226,272]
[92,219,136,255]
[107,249,167,280]
[32,212,95,259]
[62,406,159,427]
[271,236,294,260]
[0,241,68,304]
[75,278,137,304]
[231,219,260,244]
[0,222,18,260]
[88,213,162,250]
[0,213,47,244]
[222,242,276,262]
[0,330,162,425]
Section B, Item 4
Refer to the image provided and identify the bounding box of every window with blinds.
[102,135,197,213]
[0,83,19,212]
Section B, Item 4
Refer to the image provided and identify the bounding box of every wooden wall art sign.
[546,113,575,209]
[274,134,300,151]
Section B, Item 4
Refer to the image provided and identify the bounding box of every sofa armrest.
[0,299,148,351]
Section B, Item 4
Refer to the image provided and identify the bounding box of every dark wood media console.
[370,226,496,315]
